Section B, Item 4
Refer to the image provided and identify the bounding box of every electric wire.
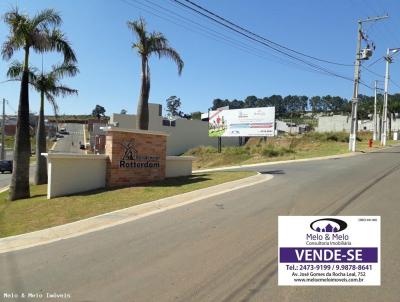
[122,0,352,77]
[170,0,361,85]
[176,0,355,66]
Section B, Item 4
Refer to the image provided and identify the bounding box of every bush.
[185,146,217,155]
[262,147,280,157]
[222,146,249,156]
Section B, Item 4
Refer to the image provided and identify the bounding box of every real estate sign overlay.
[278,216,380,286]
[208,107,275,137]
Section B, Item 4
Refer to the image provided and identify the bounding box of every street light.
[381,48,400,146]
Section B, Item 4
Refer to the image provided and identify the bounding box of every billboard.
[208,107,275,137]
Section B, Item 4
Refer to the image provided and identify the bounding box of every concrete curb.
[0,173,272,254]
[193,152,359,173]
[0,185,9,193]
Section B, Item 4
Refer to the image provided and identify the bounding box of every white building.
[110,104,239,155]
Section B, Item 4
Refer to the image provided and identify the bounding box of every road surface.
[1,147,399,301]
[0,124,85,189]
[52,123,85,154]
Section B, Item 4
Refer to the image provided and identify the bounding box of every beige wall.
[110,104,239,155]
[166,156,193,178]
[44,153,107,199]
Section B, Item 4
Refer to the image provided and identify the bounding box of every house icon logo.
[120,140,138,161]
[310,218,348,233]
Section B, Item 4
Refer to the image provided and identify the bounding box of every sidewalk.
[0,173,272,254]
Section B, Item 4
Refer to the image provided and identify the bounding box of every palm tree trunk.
[9,47,31,200]
[34,91,47,185]
[136,57,150,130]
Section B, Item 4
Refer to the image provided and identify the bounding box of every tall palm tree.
[2,7,76,200]
[128,18,184,130]
[7,61,79,185]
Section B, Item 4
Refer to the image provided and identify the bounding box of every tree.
[191,111,202,120]
[2,7,77,200]
[7,61,78,185]
[211,98,229,110]
[244,95,257,108]
[166,96,181,116]
[128,18,184,130]
[92,105,106,118]
[120,109,127,114]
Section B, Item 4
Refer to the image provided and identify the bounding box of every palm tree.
[128,18,184,130]
[7,61,78,185]
[2,7,77,200]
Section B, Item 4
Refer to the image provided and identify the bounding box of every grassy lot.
[186,132,398,170]
[0,171,255,238]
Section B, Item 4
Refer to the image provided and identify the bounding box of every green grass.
[0,171,256,238]
[187,132,399,169]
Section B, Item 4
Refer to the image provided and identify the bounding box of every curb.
[0,172,272,254]
[0,185,9,193]
[193,152,359,173]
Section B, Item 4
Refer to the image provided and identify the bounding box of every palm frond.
[47,29,77,63]
[31,8,61,29]
[31,30,52,52]
[50,62,79,78]
[44,91,59,116]
[50,85,78,98]
[153,47,184,75]
[3,6,27,32]
[1,35,21,60]
[6,60,38,82]
[127,18,147,53]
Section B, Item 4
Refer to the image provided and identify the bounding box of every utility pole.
[1,98,6,160]
[381,50,390,146]
[349,15,388,152]
[381,47,400,146]
[373,80,378,141]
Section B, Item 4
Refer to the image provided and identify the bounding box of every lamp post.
[381,48,400,146]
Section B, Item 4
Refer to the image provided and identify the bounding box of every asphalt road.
[52,123,85,154]
[0,124,84,189]
[1,147,400,301]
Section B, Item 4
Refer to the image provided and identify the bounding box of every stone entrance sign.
[105,128,168,187]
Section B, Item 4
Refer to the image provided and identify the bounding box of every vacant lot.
[186,132,396,169]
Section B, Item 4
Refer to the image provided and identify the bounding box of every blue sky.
[1,0,400,116]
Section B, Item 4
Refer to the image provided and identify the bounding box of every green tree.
[92,105,106,118]
[2,7,76,200]
[190,111,202,120]
[120,109,127,114]
[211,98,229,110]
[7,61,78,185]
[166,96,181,116]
[128,18,184,129]
[244,95,257,108]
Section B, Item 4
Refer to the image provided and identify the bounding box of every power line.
[363,65,384,78]
[121,0,374,91]
[121,0,352,77]
[171,0,360,84]
[367,56,384,67]
[176,0,355,66]
[390,79,400,90]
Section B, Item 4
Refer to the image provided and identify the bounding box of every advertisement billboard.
[208,107,275,137]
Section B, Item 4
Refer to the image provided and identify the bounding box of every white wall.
[166,156,193,178]
[316,115,400,133]
[44,153,107,199]
[110,103,239,155]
